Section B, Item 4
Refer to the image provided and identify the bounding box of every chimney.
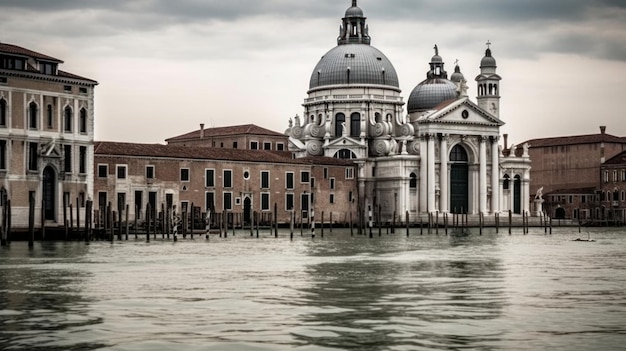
[200,123,205,139]
[503,134,509,150]
[600,126,606,163]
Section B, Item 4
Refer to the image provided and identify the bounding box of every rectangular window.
[286,172,294,189]
[250,141,258,150]
[0,140,6,170]
[146,165,155,179]
[223,192,233,211]
[0,99,6,127]
[79,109,87,133]
[63,145,72,173]
[330,193,335,204]
[64,85,72,92]
[79,146,86,174]
[263,142,271,150]
[28,142,38,171]
[301,193,310,211]
[311,177,315,189]
[205,169,215,187]
[46,104,53,129]
[98,164,108,178]
[330,178,336,190]
[604,171,609,183]
[622,170,626,182]
[233,141,238,149]
[276,143,284,151]
[116,165,127,179]
[323,168,328,179]
[346,167,354,179]
[98,191,107,211]
[79,87,88,94]
[223,169,232,188]
[205,191,215,212]
[0,77,7,84]
[261,193,270,211]
[301,171,310,183]
[180,168,190,182]
[286,193,294,211]
[261,171,270,189]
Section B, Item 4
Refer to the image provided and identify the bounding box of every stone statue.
[510,144,516,157]
[535,186,544,200]
[288,117,293,128]
[341,122,347,136]
[434,44,439,56]
[522,143,530,157]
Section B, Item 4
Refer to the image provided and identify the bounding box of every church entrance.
[450,145,469,214]
[42,166,56,221]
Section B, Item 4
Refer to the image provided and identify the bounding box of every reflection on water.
[0,228,625,351]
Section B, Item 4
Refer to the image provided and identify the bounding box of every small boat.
[573,232,595,242]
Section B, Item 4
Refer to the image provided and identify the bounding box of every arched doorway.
[450,145,469,214]
[555,207,566,219]
[513,175,521,214]
[243,197,252,225]
[42,166,56,221]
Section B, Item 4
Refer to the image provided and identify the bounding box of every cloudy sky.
[1,0,625,145]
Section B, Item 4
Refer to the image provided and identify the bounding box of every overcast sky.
[1,0,625,145]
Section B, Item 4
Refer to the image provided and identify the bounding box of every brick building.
[166,124,289,152]
[0,43,97,229]
[598,151,626,224]
[524,126,626,221]
[94,141,358,226]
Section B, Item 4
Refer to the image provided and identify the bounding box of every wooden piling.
[444,213,448,236]
[368,205,373,239]
[479,212,483,235]
[495,212,499,234]
[6,200,11,245]
[274,203,278,238]
[290,210,294,240]
[146,203,151,242]
[378,204,381,237]
[134,204,139,239]
[321,211,324,237]
[63,196,68,241]
[28,192,35,248]
[76,198,81,240]
[406,211,410,237]
[125,204,129,240]
[350,212,353,236]
[435,212,439,235]
[1,200,7,246]
[329,212,333,233]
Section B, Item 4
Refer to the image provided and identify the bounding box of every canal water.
[0,228,625,350]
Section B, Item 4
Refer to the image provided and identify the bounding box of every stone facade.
[0,43,97,228]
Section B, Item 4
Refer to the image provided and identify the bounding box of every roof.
[524,133,626,148]
[166,124,285,143]
[604,151,626,165]
[95,141,355,167]
[0,42,63,63]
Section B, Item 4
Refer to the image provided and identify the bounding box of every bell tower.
[476,41,502,118]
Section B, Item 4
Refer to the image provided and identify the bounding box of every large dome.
[407,79,458,113]
[309,44,399,91]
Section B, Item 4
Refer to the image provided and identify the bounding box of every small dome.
[407,79,458,113]
[450,65,465,83]
[480,48,497,68]
[431,54,443,63]
[309,44,399,90]
[345,5,364,17]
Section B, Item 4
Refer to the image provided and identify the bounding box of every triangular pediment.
[418,98,504,127]
[39,139,62,158]
[326,135,363,148]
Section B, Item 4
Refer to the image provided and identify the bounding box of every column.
[419,135,427,213]
[523,170,531,213]
[491,136,500,213]
[479,136,487,213]
[427,134,436,213]
[439,134,448,213]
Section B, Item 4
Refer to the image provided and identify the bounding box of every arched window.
[335,113,345,136]
[64,106,72,132]
[450,145,468,162]
[310,114,315,123]
[503,174,510,190]
[0,98,6,126]
[374,112,382,123]
[386,114,393,123]
[488,83,493,95]
[29,101,38,129]
[79,108,87,133]
[607,191,611,202]
[350,112,360,137]
[334,149,356,160]
[494,84,499,95]
[47,104,53,128]
[409,172,417,189]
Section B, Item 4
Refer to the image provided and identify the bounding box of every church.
[287,1,531,221]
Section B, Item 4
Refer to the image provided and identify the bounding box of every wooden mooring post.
[406,211,410,237]
[146,203,151,243]
[274,203,278,238]
[508,210,512,235]
[28,192,35,248]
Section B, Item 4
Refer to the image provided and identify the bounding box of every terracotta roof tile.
[523,133,626,148]
[0,42,63,63]
[166,124,285,142]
